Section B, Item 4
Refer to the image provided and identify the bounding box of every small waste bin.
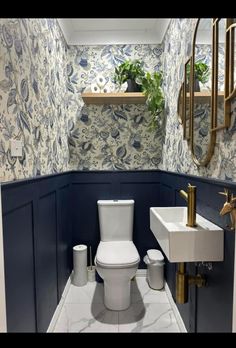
[143,249,164,290]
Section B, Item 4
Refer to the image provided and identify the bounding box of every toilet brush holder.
[87,266,96,282]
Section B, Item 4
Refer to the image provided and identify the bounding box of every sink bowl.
[150,207,224,262]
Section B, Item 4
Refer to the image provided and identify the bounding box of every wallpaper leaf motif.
[66,43,164,171]
[161,18,236,182]
[0,18,70,182]
[1,18,235,183]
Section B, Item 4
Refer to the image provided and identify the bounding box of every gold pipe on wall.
[176,262,206,304]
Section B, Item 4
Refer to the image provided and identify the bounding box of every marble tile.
[131,277,169,304]
[65,282,104,304]
[53,277,182,333]
[54,303,118,333]
[118,303,180,332]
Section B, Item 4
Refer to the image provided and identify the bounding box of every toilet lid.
[96,241,140,268]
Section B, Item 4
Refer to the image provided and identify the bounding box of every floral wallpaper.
[0,19,164,181]
[66,44,164,170]
[1,18,236,183]
[161,19,236,182]
[0,18,70,182]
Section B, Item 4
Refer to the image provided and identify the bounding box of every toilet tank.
[97,200,134,241]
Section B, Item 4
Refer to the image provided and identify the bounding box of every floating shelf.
[81,92,146,105]
[187,91,224,104]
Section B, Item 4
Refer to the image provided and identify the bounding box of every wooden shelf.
[81,92,146,105]
[186,91,224,104]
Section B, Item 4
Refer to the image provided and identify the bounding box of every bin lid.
[147,249,164,262]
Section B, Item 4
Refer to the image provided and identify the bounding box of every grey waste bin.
[143,249,164,290]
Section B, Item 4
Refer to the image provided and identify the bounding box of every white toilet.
[95,199,140,311]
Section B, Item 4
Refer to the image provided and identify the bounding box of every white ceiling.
[58,18,170,45]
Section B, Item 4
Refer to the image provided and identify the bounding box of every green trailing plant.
[141,71,165,131]
[114,60,165,130]
[194,61,210,84]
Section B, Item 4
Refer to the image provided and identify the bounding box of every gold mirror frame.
[190,18,216,167]
[211,18,228,131]
[225,19,236,128]
[177,82,184,124]
[183,58,192,141]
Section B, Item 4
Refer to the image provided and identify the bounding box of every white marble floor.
[53,277,181,333]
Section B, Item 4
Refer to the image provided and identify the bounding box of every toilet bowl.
[95,241,139,310]
[95,200,140,311]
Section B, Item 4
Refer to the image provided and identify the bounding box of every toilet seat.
[95,241,140,268]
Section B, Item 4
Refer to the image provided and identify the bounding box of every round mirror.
[191,18,216,166]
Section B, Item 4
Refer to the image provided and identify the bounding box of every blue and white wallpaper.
[0,18,236,182]
[66,44,163,170]
[0,18,163,181]
[0,18,70,182]
[161,18,236,181]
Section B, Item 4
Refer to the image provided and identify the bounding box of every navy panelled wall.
[1,169,236,332]
[159,170,235,332]
[3,202,36,332]
[1,173,72,332]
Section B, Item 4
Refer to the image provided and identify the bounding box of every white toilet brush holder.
[87,246,96,282]
[87,266,96,282]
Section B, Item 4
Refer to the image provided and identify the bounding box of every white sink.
[150,207,224,262]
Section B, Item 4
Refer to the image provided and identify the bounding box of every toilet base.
[95,263,139,311]
[104,279,131,310]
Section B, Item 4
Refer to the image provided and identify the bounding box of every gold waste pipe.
[176,262,206,304]
[176,263,188,304]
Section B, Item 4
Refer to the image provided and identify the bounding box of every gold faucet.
[179,183,197,227]
[219,188,236,231]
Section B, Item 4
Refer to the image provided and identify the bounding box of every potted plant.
[114,60,165,130]
[114,59,145,92]
[187,61,210,91]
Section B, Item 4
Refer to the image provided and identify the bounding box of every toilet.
[95,199,140,311]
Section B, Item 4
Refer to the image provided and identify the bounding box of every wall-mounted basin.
[150,207,224,262]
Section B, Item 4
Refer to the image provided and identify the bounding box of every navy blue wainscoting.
[71,171,160,268]
[158,170,236,332]
[1,173,72,332]
[1,169,235,333]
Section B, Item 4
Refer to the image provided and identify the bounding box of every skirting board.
[47,275,72,332]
